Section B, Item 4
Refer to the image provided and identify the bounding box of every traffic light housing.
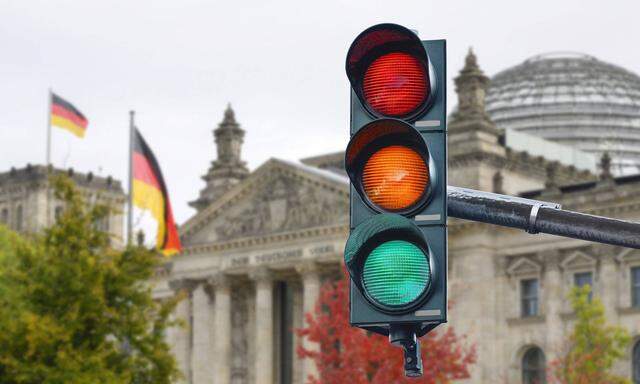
[344,23,447,376]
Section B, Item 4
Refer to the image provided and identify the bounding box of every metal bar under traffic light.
[448,186,640,249]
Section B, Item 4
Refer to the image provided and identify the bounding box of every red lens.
[363,52,428,117]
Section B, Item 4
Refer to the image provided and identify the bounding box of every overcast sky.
[2,0,640,233]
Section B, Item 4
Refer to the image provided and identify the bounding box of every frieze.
[226,243,337,269]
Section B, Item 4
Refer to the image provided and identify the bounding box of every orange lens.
[362,145,429,211]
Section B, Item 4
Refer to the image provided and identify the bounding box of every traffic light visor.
[346,23,431,119]
[346,119,432,214]
[344,214,434,312]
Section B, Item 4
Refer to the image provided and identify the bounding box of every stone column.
[600,255,619,322]
[545,252,563,362]
[251,268,274,384]
[192,281,215,384]
[212,273,232,384]
[169,279,194,383]
[296,262,321,383]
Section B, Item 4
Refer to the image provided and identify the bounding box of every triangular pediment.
[561,250,596,270]
[507,257,542,277]
[180,158,349,246]
[616,248,640,264]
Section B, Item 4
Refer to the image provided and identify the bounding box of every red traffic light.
[345,119,433,214]
[346,23,433,120]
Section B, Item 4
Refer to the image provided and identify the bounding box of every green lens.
[362,240,430,307]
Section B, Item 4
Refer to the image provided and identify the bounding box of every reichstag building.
[153,50,640,383]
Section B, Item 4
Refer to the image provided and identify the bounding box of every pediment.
[507,257,542,277]
[561,250,596,270]
[180,158,349,245]
[616,248,640,265]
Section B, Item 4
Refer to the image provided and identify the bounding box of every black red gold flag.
[51,93,88,138]
[132,129,181,256]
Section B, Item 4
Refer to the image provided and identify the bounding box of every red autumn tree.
[297,271,476,384]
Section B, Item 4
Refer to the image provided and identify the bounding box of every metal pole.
[46,88,52,166]
[127,111,135,246]
[45,88,53,227]
[447,186,640,250]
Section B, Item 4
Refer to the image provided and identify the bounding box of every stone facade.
[157,52,640,384]
[0,164,125,246]
[155,154,347,384]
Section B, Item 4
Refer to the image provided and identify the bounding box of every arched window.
[633,340,640,384]
[522,347,546,384]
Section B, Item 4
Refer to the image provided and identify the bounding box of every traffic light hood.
[346,23,432,120]
[345,213,425,267]
[345,23,427,85]
[345,118,426,167]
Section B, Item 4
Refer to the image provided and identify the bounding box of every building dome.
[485,52,640,175]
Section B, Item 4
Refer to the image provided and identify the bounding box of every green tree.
[550,285,631,384]
[0,176,182,384]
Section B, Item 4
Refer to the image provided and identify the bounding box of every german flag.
[132,129,181,256]
[51,93,88,138]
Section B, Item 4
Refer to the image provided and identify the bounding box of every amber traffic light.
[362,145,429,211]
[345,118,433,215]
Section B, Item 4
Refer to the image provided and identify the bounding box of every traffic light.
[344,23,446,376]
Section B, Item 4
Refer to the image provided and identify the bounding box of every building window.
[574,271,593,301]
[632,267,640,308]
[522,347,546,384]
[55,206,64,220]
[634,341,640,384]
[15,205,23,231]
[97,216,110,232]
[1,208,7,224]
[521,279,539,317]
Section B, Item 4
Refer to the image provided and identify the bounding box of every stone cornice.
[506,315,546,326]
[449,149,593,185]
[248,266,272,282]
[179,224,349,256]
[448,116,499,136]
[300,152,345,170]
[617,306,640,316]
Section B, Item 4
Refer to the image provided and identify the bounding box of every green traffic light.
[362,240,431,307]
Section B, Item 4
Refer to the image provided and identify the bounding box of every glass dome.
[486,52,640,175]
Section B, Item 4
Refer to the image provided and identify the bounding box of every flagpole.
[128,110,135,246]
[46,88,52,227]
[46,88,52,166]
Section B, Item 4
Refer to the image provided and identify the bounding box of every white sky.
[2,0,640,234]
